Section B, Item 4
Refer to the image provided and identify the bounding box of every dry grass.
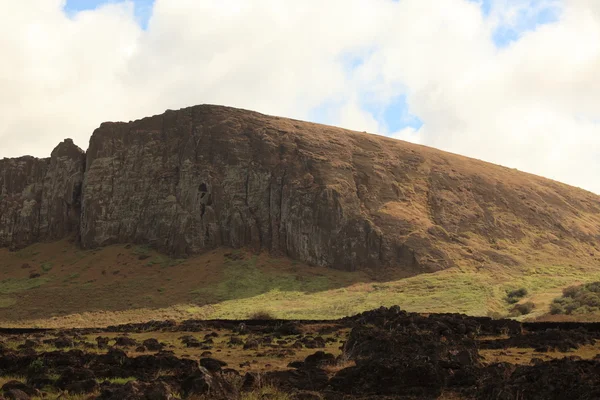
[2,238,600,328]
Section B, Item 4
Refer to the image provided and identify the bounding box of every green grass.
[190,256,333,302]
[0,297,16,308]
[101,377,137,384]
[41,262,53,272]
[190,263,600,321]
[196,269,492,320]
[63,273,80,283]
[241,385,291,400]
[0,278,49,294]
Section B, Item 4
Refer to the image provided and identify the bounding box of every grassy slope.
[1,239,600,328]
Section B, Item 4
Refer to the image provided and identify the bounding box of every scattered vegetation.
[103,377,137,385]
[510,301,535,316]
[0,278,49,294]
[486,311,505,320]
[190,255,333,302]
[6,240,600,327]
[63,273,80,283]
[249,310,276,320]
[551,282,600,315]
[41,262,54,272]
[241,385,291,400]
[505,288,528,304]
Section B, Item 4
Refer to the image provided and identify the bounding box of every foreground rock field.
[0,306,599,399]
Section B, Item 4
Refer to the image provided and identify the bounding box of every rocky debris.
[229,336,244,346]
[114,336,138,347]
[97,381,173,400]
[330,306,483,398]
[96,336,110,349]
[4,389,31,400]
[478,359,600,399]
[304,351,336,368]
[3,306,600,399]
[479,328,596,352]
[264,367,329,392]
[343,305,522,336]
[44,336,74,349]
[243,339,260,350]
[199,357,227,372]
[1,381,37,397]
[142,338,163,351]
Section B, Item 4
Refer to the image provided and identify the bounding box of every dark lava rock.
[331,307,482,397]
[277,322,302,336]
[97,380,173,400]
[1,381,36,397]
[228,337,244,346]
[96,336,110,349]
[241,372,259,391]
[479,328,595,352]
[55,367,95,390]
[4,389,30,400]
[142,338,164,351]
[264,368,329,391]
[200,357,227,373]
[65,379,98,394]
[114,336,138,347]
[52,336,74,348]
[243,339,259,350]
[478,358,600,400]
[304,351,336,368]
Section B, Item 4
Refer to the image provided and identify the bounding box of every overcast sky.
[2,0,599,194]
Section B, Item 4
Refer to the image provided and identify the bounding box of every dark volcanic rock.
[0,139,85,250]
[331,306,482,397]
[199,357,227,372]
[142,338,163,351]
[478,359,600,400]
[1,381,36,397]
[79,105,456,271]
[97,381,173,400]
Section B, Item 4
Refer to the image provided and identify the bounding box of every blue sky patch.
[468,0,563,47]
[63,0,155,29]
[382,95,423,132]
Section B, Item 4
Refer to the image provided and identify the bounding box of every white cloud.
[1,0,599,194]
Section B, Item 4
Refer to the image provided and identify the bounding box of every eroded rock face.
[80,105,454,272]
[2,104,600,273]
[0,139,85,249]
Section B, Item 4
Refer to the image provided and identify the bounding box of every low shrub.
[550,282,600,315]
[511,301,535,316]
[249,310,276,320]
[505,288,528,304]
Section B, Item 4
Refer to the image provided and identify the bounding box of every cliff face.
[0,139,85,249]
[1,105,600,273]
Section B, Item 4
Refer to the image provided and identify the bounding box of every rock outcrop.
[2,105,600,273]
[0,139,85,249]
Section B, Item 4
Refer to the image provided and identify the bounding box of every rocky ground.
[0,306,600,399]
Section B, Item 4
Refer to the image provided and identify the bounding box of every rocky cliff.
[2,105,600,273]
[0,139,85,249]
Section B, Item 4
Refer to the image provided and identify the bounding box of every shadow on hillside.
[0,243,429,322]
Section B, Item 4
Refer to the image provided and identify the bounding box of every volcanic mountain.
[1,105,600,325]
[3,104,599,272]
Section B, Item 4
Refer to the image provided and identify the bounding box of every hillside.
[1,104,600,326]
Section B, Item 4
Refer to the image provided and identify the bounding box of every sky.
[1,0,599,194]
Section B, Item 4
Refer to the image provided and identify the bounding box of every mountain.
[2,104,599,273]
